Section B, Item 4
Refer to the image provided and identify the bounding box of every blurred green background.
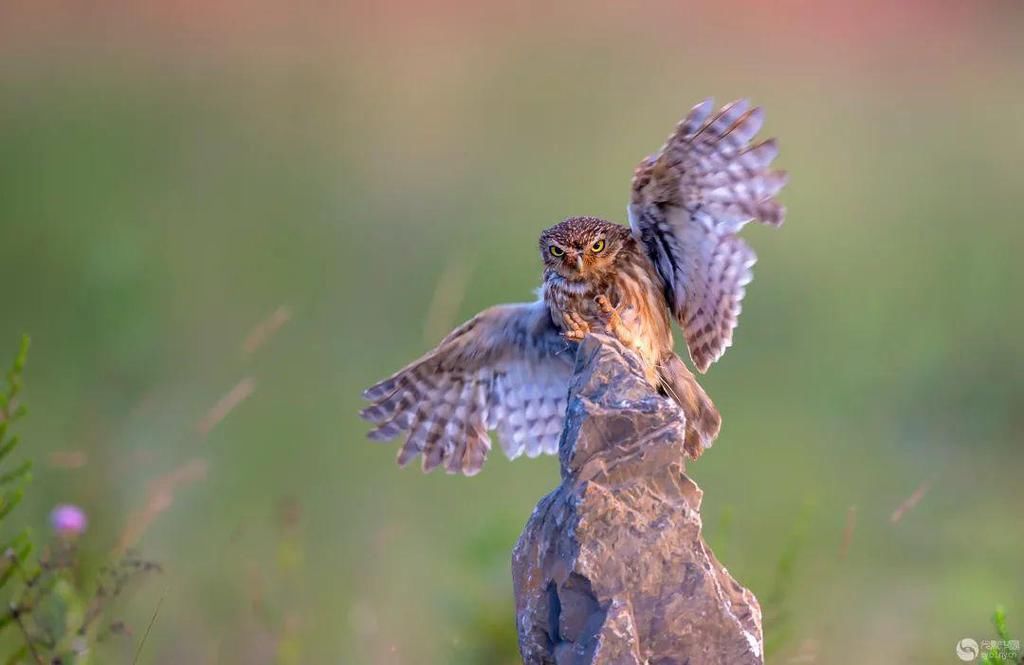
[1,1,1022,663]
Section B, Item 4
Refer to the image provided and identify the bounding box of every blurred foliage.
[981,607,1022,665]
[762,499,815,658]
[0,337,32,528]
[0,2,1023,663]
[0,338,160,663]
[447,518,522,665]
[0,336,34,662]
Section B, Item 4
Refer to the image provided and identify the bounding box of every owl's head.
[539,216,631,281]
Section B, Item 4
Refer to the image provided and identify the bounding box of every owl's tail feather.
[657,353,721,459]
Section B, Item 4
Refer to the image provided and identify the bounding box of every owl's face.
[539,216,629,282]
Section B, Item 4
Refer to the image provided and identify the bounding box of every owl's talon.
[593,294,636,346]
[561,312,590,341]
[594,295,623,328]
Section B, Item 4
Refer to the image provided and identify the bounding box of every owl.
[361,99,786,475]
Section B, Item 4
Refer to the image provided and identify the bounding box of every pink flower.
[50,504,87,536]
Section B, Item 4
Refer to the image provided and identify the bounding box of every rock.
[512,334,763,665]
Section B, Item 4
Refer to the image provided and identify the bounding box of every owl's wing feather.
[629,98,786,372]
[361,301,574,476]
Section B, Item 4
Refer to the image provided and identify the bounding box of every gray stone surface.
[512,335,763,665]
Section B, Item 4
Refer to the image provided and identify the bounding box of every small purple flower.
[50,504,87,536]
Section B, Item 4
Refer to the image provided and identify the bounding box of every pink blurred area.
[0,0,1010,68]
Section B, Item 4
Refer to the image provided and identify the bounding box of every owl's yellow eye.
[591,239,606,253]
[549,246,565,257]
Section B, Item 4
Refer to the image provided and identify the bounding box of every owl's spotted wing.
[629,99,786,372]
[360,301,574,476]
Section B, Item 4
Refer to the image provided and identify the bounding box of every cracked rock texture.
[512,335,763,665]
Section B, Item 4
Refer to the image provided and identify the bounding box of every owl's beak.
[575,255,584,272]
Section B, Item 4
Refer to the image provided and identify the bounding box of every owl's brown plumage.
[537,216,719,457]
[362,99,785,475]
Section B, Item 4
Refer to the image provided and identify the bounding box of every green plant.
[981,606,1022,665]
[0,335,37,663]
[0,336,159,664]
[762,499,815,659]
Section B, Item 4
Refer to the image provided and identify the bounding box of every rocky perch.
[512,335,763,665]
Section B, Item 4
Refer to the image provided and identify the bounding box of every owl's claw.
[594,295,635,346]
[562,312,590,342]
[594,294,622,329]
[594,294,616,316]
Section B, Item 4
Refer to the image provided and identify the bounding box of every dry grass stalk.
[890,475,936,524]
[423,258,473,344]
[196,377,256,436]
[241,306,292,357]
[839,504,857,561]
[48,450,89,469]
[116,458,209,554]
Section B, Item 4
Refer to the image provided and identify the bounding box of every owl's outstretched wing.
[360,301,574,476]
[629,99,786,373]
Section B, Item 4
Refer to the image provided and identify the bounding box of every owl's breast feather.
[542,264,672,378]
